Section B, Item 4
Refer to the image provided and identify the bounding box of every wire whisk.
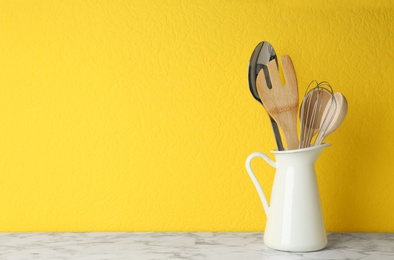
[299,81,337,148]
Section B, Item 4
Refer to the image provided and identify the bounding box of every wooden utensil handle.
[275,111,299,150]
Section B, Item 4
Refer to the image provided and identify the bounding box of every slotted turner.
[256,55,299,150]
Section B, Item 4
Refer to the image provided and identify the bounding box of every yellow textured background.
[0,0,393,232]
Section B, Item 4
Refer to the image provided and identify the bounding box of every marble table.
[0,232,393,259]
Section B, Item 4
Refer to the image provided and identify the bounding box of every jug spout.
[273,143,331,165]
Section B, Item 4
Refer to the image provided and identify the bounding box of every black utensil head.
[248,41,278,101]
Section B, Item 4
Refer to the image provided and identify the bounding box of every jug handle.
[245,152,277,217]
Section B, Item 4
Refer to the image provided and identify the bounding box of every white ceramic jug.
[245,143,330,252]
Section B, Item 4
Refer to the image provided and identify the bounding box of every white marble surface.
[0,232,393,259]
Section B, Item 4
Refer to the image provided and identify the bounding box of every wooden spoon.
[315,92,348,145]
[256,55,299,150]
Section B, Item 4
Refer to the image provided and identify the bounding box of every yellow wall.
[0,0,393,232]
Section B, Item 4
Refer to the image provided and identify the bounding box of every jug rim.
[271,143,331,154]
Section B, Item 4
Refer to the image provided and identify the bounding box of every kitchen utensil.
[315,92,348,145]
[256,55,299,150]
[299,82,335,148]
[248,41,284,151]
[246,143,330,251]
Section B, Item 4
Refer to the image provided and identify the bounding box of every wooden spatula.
[256,55,299,150]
